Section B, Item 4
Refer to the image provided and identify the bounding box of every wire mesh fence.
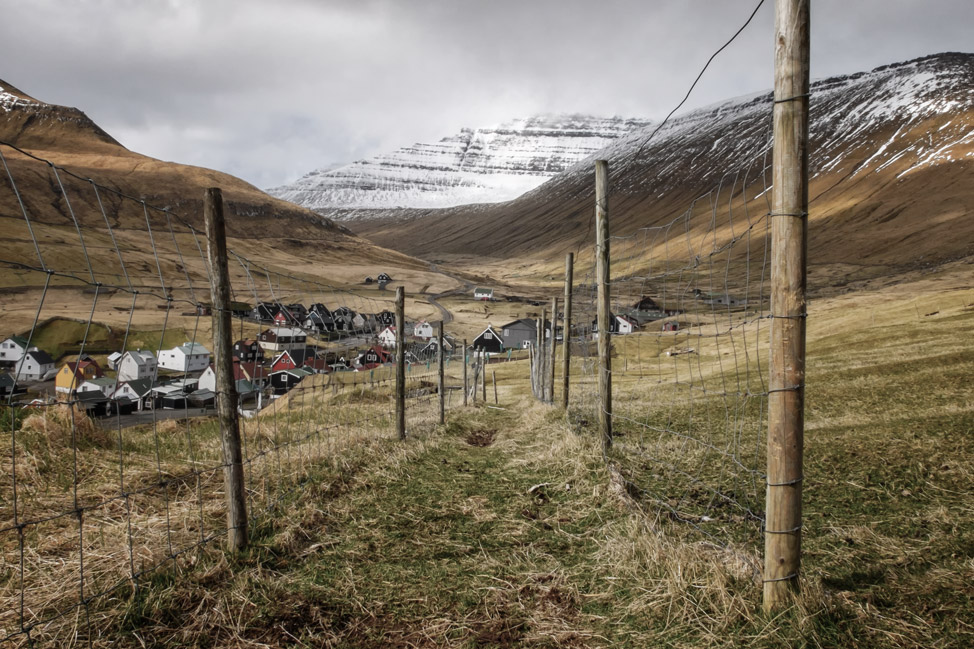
[566,119,776,558]
[0,142,469,646]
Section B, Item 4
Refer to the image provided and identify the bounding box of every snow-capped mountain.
[347,53,974,268]
[268,114,652,213]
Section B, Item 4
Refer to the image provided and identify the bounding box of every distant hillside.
[346,53,974,277]
[0,78,432,287]
[0,79,352,242]
[268,114,652,212]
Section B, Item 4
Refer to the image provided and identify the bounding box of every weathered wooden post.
[562,252,574,410]
[528,343,535,396]
[463,339,468,406]
[537,306,546,400]
[437,321,445,425]
[482,354,488,402]
[595,160,612,452]
[204,187,247,551]
[492,370,498,405]
[549,296,558,404]
[395,286,406,440]
[764,0,809,610]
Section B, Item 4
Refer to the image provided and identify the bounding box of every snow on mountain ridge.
[0,84,37,112]
[272,53,974,221]
[268,113,654,212]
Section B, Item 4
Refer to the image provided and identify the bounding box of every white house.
[117,350,158,382]
[0,336,29,364]
[14,349,56,381]
[474,287,494,301]
[106,351,123,371]
[615,315,638,335]
[378,325,397,348]
[77,377,120,398]
[158,342,211,373]
[198,366,217,392]
[413,321,434,340]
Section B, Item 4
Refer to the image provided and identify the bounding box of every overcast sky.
[1,0,971,189]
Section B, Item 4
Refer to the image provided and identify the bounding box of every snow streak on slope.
[547,53,974,201]
[269,114,652,213]
[0,85,37,111]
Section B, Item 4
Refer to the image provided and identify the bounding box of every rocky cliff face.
[268,114,652,213]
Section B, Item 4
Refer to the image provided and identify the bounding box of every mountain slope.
[0,79,353,242]
[268,114,652,212]
[346,53,974,278]
[0,79,439,302]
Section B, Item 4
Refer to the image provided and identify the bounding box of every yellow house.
[55,360,103,395]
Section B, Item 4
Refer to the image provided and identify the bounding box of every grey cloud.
[1,0,971,188]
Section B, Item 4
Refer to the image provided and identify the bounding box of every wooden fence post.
[562,252,574,410]
[437,320,445,425]
[395,286,406,440]
[549,296,558,404]
[764,0,809,610]
[537,307,546,400]
[595,160,612,452]
[204,187,248,552]
[463,339,468,406]
[492,370,498,405]
[482,355,488,402]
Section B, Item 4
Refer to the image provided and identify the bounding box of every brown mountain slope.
[0,78,437,282]
[345,54,974,286]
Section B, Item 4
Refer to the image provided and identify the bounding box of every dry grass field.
[2,252,970,647]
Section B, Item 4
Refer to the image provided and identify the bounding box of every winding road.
[424,263,475,325]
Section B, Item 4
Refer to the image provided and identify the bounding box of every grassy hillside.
[3,272,959,648]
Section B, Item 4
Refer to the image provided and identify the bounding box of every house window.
[484,333,492,340]
[503,329,509,336]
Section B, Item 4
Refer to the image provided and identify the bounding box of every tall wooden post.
[549,296,558,404]
[482,355,488,402]
[395,286,406,440]
[204,187,247,551]
[463,339,468,406]
[562,252,573,409]
[595,160,612,452]
[437,321,445,425]
[537,307,546,400]
[764,0,809,610]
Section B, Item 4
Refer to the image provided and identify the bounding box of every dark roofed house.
[250,302,278,323]
[0,335,30,365]
[356,346,392,370]
[15,349,56,382]
[233,339,263,363]
[472,326,504,354]
[269,367,314,395]
[629,296,681,324]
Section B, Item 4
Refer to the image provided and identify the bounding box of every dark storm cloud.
[1,0,971,188]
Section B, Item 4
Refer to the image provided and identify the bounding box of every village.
[0,283,697,425]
